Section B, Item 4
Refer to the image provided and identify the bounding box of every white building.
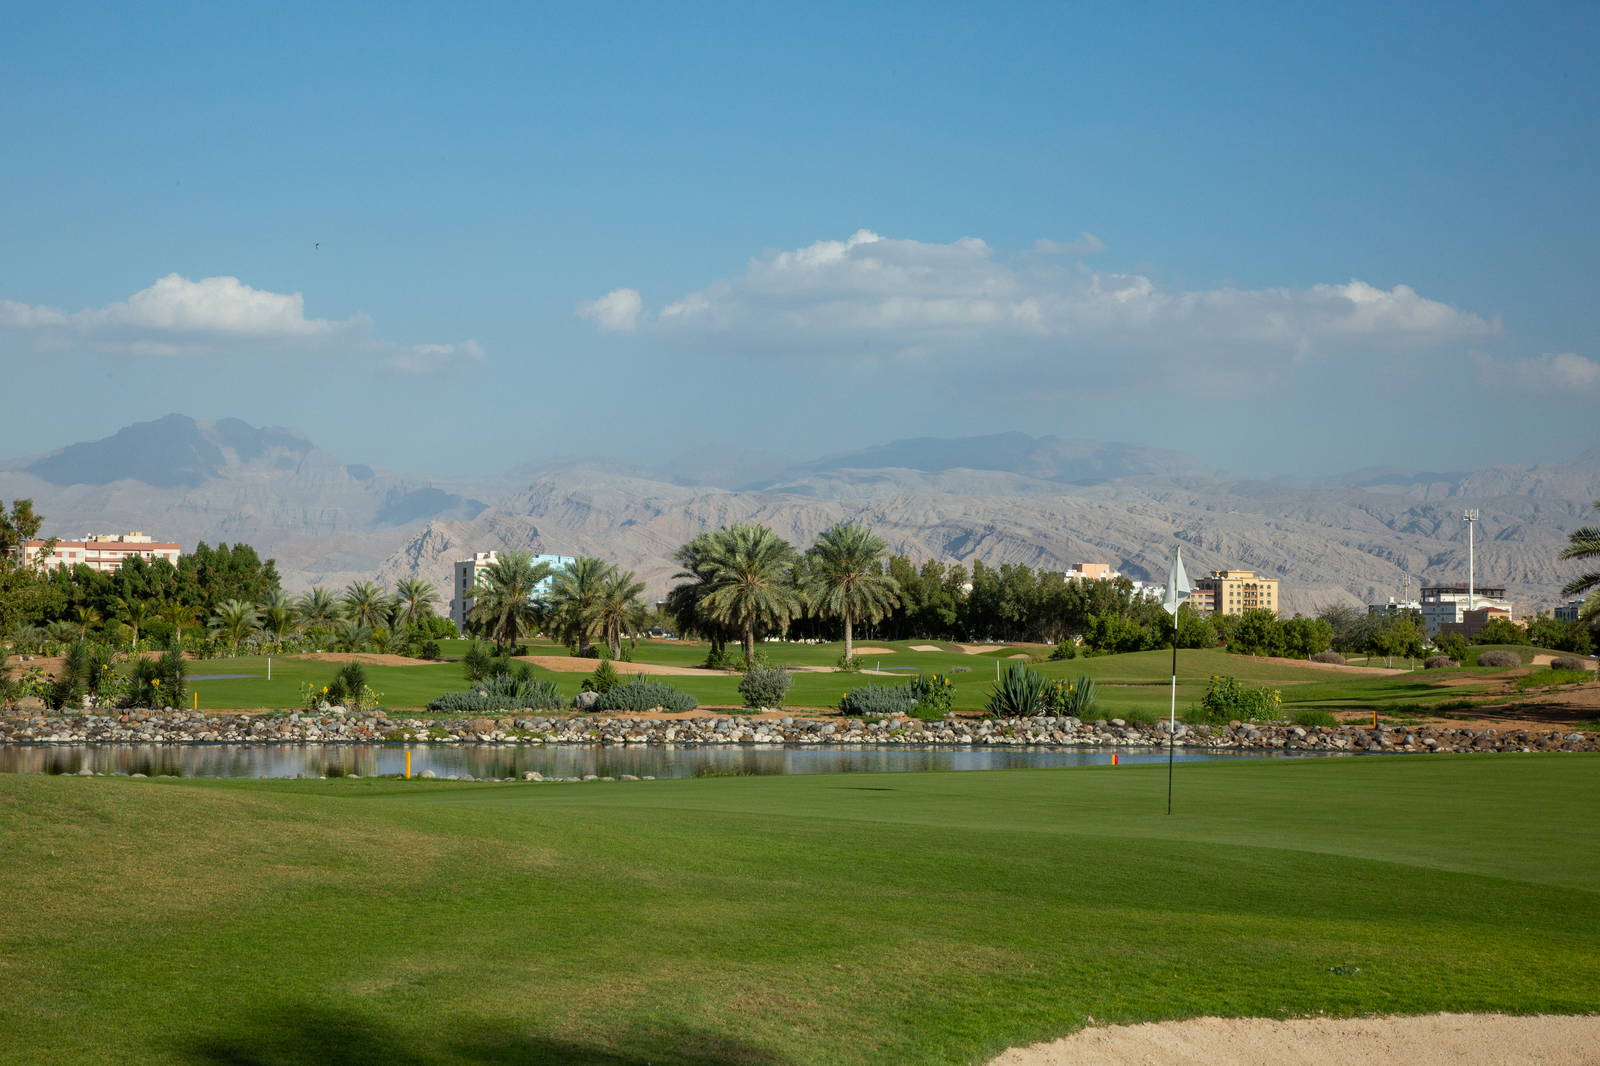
[451,551,575,633]
[1367,598,1423,616]
[1419,584,1515,638]
[19,532,181,573]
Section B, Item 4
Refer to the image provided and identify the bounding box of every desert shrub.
[462,641,497,682]
[907,672,955,719]
[1476,650,1521,669]
[594,679,697,712]
[840,684,917,718]
[1044,675,1095,717]
[703,645,743,671]
[1423,655,1458,670]
[1197,675,1282,724]
[427,674,562,713]
[418,639,442,661]
[1549,655,1589,672]
[1048,639,1078,661]
[986,662,1049,717]
[836,653,863,672]
[739,664,793,709]
[1291,708,1339,728]
[583,658,620,694]
[1309,650,1346,665]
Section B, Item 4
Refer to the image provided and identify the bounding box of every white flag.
[1161,547,1191,618]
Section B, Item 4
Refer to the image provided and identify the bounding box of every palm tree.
[113,596,158,649]
[331,619,374,653]
[804,522,901,662]
[1561,500,1600,598]
[295,588,342,629]
[466,551,555,653]
[590,568,648,658]
[698,525,803,667]
[668,532,739,653]
[258,591,299,646]
[392,578,440,634]
[208,599,261,657]
[160,601,200,648]
[341,582,392,631]
[70,605,102,641]
[546,556,620,655]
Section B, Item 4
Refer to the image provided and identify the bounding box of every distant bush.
[1197,675,1282,724]
[427,674,562,713]
[582,658,620,694]
[1309,651,1346,665]
[1476,650,1521,669]
[1048,639,1078,661]
[1291,709,1339,728]
[594,679,697,712]
[738,664,792,709]
[462,641,497,682]
[835,654,863,672]
[1424,655,1459,670]
[986,663,1049,717]
[703,645,743,672]
[1471,618,1529,646]
[1119,706,1159,725]
[840,684,917,718]
[1549,655,1589,672]
[418,639,442,661]
[907,672,955,719]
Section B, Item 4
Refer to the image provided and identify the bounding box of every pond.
[0,743,1347,779]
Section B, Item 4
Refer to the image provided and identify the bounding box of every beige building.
[1193,569,1279,616]
[20,532,181,573]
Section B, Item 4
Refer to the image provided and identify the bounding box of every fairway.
[1,756,1596,1065]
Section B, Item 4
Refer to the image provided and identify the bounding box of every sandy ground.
[853,646,895,655]
[986,1013,1600,1066]
[909,644,945,652]
[291,652,438,667]
[1531,653,1598,670]
[958,644,1004,654]
[1247,655,1407,676]
[512,655,727,677]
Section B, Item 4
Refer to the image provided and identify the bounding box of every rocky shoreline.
[2,709,1596,754]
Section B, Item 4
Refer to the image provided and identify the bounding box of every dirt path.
[987,1013,1600,1066]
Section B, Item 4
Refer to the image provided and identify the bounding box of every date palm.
[71,605,102,641]
[466,551,555,653]
[804,522,901,662]
[590,568,648,658]
[159,602,200,646]
[341,582,392,631]
[113,596,159,649]
[546,556,615,655]
[331,619,373,653]
[1560,500,1600,598]
[208,599,261,657]
[258,591,299,645]
[698,524,803,667]
[392,578,440,634]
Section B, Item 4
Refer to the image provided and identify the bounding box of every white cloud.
[1488,352,1600,392]
[585,230,1498,373]
[1033,232,1106,256]
[0,273,362,354]
[383,339,486,375]
[577,288,643,332]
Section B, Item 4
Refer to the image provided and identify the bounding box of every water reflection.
[0,743,1338,779]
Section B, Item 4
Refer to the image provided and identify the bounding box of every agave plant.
[1048,675,1096,718]
[986,662,1048,717]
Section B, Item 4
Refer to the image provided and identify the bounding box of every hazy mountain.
[5,419,1595,618]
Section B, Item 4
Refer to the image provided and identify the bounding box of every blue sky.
[2,1,1597,478]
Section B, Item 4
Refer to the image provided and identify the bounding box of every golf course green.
[1,754,1595,1064]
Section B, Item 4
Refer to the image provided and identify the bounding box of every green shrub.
[1197,675,1282,724]
[907,672,955,719]
[1309,650,1345,665]
[1475,650,1520,669]
[1044,675,1096,717]
[836,653,863,672]
[462,641,496,682]
[584,658,620,694]
[418,639,442,660]
[703,645,743,671]
[594,679,697,712]
[1119,706,1159,725]
[738,664,792,709]
[1048,639,1078,661]
[427,674,562,713]
[1291,709,1339,728]
[1424,655,1458,669]
[1549,656,1589,672]
[840,684,918,718]
[986,662,1049,717]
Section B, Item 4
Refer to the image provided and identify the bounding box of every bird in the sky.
[314,242,320,250]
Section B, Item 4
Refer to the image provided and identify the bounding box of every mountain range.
[3,415,1596,618]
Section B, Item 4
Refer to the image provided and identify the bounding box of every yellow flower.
[151,679,160,687]
[322,686,329,693]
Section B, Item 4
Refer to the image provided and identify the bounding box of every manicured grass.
[0,756,1596,1065]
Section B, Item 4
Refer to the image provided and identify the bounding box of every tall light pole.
[1463,510,1480,611]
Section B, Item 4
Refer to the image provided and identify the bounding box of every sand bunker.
[292,652,437,667]
[1244,655,1407,676]
[909,645,944,652]
[986,1013,1600,1066]
[958,644,1004,654]
[513,655,725,677]
[853,646,895,655]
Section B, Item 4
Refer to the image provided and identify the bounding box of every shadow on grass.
[184,1005,790,1066]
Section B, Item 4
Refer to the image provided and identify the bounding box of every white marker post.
[1160,547,1192,816]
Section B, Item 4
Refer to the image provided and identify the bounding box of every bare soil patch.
[513,655,727,677]
[292,653,437,667]
[987,1013,1600,1066]
[853,646,895,655]
[1244,654,1407,676]
[957,644,1003,654]
[909,644,944,652]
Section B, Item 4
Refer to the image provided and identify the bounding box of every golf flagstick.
[1161,547,1191,815]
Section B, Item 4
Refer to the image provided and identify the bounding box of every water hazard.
[0,743,1343,779]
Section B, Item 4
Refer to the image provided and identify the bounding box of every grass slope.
[1,756,1596,1065]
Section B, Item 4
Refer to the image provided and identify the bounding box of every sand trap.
[909,644,944,652]
[853,646,895,655]
[958,644,1004,654]
[513,655,726,677]
[1244,655,1407,676]
[1532,653,1597,670]
[987,1013,1600,1066]
[291,652,436,666]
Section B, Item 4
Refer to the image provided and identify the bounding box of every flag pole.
[1168,610,1177,816]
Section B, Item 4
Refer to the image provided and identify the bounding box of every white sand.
[986,1014,1600,1066]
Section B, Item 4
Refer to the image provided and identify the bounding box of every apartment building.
[1419,584,1514,638]
[451,550,575,633]
[18,532,181,573]
[1192,569,1279,617]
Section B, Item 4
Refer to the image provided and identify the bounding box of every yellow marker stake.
[193,691,198,711]
[405,751,412,779]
